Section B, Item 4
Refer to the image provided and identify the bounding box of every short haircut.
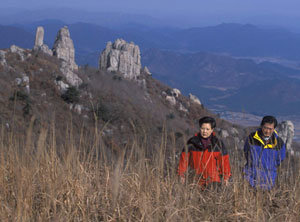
[261,115,277,128]
[199,116,216,129]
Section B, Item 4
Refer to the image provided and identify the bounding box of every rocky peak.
[99,38,142,80]
[189,93,201,105]
[35,26,44,47]
[33,26,52,56]
[10,45,28,61]
[0,50,7,66]
[52,26,81,86]
[142,66,151,75]
[277,120,295,152]
[52,26,78,71]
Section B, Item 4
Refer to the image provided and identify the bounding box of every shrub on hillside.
[61,86,80,104]
[166,113,175,120]
[55,75,63,81]
[9,90,30,102]
[94,99,121,122]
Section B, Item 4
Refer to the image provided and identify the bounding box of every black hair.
[260,115,277,128]
[199,116,216,129]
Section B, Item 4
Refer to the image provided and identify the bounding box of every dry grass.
[0,120,299,222]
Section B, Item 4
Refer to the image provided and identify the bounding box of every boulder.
[189,93,201,105]
[179,103,188,112]
[172,88,181,97]
[60,61,82,87]
[166,95,176,106]
[15,74,30,93]
[165,88,181,97]
[0,50,7,66]
[142,66,151,75]
[55,79,69,93]
[10,45,26,61]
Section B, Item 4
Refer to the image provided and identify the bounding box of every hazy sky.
[3,0,300,15]
[2,0,300,28]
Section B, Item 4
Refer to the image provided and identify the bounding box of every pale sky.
[2,0,300,28]
[3,0,300,15]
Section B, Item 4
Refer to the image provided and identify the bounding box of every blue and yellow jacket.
[244,129,286,190]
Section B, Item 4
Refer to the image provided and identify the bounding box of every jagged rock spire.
[53,26,78,70]
[277,120,294,152]
[33,26,52,56]
[52,26,82,86]
[35,26,44,47]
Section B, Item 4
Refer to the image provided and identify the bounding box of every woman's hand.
[224,180,229,186]
[180,177,185,184]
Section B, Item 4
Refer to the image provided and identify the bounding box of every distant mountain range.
[0,25,34,49]
[3,20,300,62]
[141,48,300,115]
[1,20,300,115]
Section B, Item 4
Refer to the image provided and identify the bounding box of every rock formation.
[179,103,188,113]
[59,61,82,87]
[0,50,6,66]
[53,26,78,70]
[172,88,181,98]
[35,26,44,47]
[166,96,176,106]
[189,93,201,105]
[52,26,82,86]
[55,79,69,93]
[277,120,294,152]
[10,45,27,61]
[142,66,151,75]
[99,39,142,80]
[15,74,30,94]
[33,26,52,56]
[165,88,181,98]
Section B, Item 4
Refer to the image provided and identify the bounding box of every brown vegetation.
[0,49,299,221]
[0,120,299,221]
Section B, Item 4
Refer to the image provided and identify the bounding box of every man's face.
[261,123,275,137]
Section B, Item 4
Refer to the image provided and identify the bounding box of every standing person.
[244,115,286,190]
[178,116,231,188]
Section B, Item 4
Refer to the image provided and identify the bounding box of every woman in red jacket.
[178,116,231,188]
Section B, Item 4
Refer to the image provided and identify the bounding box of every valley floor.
[215,110,300,142]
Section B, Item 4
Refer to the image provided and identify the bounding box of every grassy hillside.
[0,120,299,221]
[0,46,299,220]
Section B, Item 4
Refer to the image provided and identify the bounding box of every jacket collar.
[253,129,278,149]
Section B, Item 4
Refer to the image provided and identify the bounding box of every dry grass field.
[0,119,299,222]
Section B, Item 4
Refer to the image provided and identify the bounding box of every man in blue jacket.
[244,116,286,190]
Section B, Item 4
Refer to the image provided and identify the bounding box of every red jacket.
[178,133,231,186]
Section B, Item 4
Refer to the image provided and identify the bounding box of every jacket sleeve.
[217,141,231,180]
[244,137,250,167]
[276,141,286,166]
[178,148,190,177]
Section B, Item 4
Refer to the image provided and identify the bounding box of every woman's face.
[200,123,213,138]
